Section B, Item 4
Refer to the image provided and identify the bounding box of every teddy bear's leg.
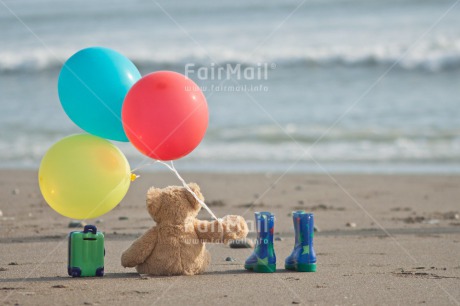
[121,228,158,268]
[194,249,211,275]
[204,249,211,269]
[135,264,147,275]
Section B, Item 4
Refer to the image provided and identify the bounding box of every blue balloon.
[58,47,141,141]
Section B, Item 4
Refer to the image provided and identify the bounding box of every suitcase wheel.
[70,267,81,277]
[96,267,104,277]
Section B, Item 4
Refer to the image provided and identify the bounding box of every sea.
[1,0,460,174]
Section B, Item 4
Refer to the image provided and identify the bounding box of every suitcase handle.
[83,225,97,234]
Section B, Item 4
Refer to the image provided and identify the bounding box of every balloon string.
[131,161,159,172]
[156,161,219,221]
[130,160,219,221]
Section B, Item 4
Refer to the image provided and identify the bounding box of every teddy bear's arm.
[194,220,224,243]
[121,228,158,268]
[194,215,248,243]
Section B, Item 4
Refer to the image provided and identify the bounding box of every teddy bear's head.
[146,183,203,225]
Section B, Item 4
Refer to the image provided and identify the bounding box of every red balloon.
[122,71,208,161]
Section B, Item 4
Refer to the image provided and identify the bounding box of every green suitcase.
[68,225,105,277]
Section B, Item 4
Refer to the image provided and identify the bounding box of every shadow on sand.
[1,268,303,283]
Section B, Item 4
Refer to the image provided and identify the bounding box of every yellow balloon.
[39,134,131,220]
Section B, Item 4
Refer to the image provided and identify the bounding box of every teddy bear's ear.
[185,182,203,210]
[188,182,201,194]
[146,186,162,215]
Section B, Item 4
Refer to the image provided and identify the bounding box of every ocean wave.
[2,39,460,74]
[205,124,460,144]
[3,134,459,166]
[1,124,459,171]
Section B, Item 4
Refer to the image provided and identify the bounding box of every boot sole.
[244,264,276,273]
[285,263,316,272]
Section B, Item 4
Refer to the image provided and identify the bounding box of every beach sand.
[1,170,459,305]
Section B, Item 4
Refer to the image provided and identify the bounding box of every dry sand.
[1,170,459,305]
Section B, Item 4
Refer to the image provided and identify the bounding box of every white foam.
[2,38,460,73]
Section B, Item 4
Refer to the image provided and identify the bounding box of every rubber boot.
[285,211,316,272]
[244,212,276,273]
[284,211,303,270]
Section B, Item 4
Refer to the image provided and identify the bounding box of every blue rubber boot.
[244,212,276,273]
[286,212,316,272]
[285,211,303,270]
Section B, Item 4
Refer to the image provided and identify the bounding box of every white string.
[154,160,220,221]
[131,161,159,172]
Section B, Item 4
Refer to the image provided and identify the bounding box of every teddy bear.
[121,183,248,276]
